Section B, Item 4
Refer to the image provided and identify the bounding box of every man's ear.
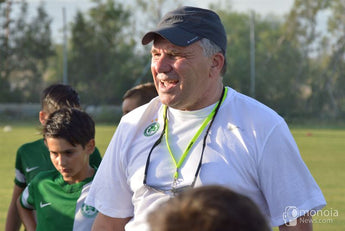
[209,53,225,78]
[86,139,96,155]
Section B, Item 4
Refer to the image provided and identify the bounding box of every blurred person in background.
[122,82,158,115]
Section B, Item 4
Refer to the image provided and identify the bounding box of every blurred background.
[0,0,344,125]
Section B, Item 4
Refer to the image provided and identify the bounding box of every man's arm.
[16,197,36,231]
[92,212,132,231]
[279,214,313,231]
[5,185,24,231]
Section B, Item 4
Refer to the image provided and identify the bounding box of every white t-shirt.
[86,87,326,230]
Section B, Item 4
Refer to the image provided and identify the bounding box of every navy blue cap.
[142,6,227,53]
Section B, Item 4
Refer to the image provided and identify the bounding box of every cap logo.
[187,36,199,44]
[165,15,184,25]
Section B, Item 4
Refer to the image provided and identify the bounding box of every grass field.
[1,123,344,230]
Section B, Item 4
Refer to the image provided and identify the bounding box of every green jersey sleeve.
[14,145,28,188]
[14,139,54,188]
[20,183,35,210]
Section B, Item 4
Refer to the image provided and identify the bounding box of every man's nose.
[153,54,173,74]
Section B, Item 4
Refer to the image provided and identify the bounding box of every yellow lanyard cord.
[164,88,228,180]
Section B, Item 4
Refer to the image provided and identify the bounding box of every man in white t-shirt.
[86,6,326,231]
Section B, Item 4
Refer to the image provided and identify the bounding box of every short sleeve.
[86,127,134,218]
[258,121,326,226]
[20,184,35,210]
[14,146,27,188]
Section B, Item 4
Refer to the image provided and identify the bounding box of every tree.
[217,8,306,119]
[69,0,144,104]
[284,0,345,120]
[0,0,15,101]
[322,0,345,118]
[0,1,54,102]
[125,0,184,84]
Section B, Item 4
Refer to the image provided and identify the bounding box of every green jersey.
[20,170,98,231]
[15,138,102,188]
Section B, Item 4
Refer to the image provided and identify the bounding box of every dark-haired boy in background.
[17,108,99,231]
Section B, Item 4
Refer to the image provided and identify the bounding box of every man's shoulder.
[222,87,285,133]
[123,97,161,119]
[109,98,164,154]
[225,87,281,119]
[120,98,162,128]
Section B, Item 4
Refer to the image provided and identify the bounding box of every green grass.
[288,129,345,230]
[1,125,344,230]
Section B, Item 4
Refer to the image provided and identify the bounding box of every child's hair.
[148,185,270,231]
[43,108,95,148]
[123,82,157,105]
[41,84,80,114]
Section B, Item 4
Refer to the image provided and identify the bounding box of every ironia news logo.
[282,206,338,226]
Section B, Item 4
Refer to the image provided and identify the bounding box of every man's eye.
[152,53,161,58]
[168,53,178,59]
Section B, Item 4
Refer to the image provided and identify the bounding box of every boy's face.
[45,137,95,184]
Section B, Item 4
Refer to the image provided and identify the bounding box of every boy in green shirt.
[6,84,102,231]
[17,108,98,231]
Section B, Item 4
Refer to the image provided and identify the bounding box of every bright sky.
[9,0,295,43]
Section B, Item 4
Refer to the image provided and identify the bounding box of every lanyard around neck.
[163,87,228,180]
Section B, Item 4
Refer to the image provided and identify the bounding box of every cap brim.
[142,26,201,47]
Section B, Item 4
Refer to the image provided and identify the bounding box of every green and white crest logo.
[144,122,160,136]
[81,203,98,218]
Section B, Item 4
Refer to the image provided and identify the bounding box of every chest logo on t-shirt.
[26,166,39,173]
[40,201,51,208]
[81,203,98,218]
[144,122,160,137]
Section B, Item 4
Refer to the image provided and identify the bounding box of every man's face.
[150,37,216,110]
[46,137,94,184]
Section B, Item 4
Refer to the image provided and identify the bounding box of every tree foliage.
[284,0,345,119]
[68,0,145,104]
[218,9,305,118]
[0,1,54,102]
[2,0,345,122]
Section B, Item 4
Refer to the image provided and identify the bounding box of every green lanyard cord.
[164,87,228,180]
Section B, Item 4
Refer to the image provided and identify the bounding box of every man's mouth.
[160,80,178,89]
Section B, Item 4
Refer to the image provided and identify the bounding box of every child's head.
[39,84,80,125]
[43,108,94,148]
[122,82,158,115]
[148,185,270,231]
[43,108,95,183]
